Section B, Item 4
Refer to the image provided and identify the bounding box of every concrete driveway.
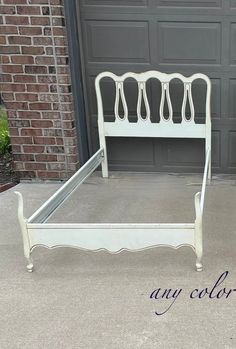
[0,172,236,348]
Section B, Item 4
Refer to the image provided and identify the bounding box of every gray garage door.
[78,0,236,173]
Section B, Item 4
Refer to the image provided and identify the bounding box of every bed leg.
[194,192,203,272]
[101,151,108,178]
[27,257,34,273]
[101,161,108,178]
[196,258,203,272]
[208,153,211,184]
[15,191,34,273]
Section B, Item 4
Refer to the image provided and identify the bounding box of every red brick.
[25,163,46,170]
[2,65,23,73]
[47,163,66,171]
[40,94,58,102]
[7,110,17,118]
[35,56,54,65]
[15,93,38,102]
[11,136,33,144]
[0,26,18,34]
[4,0,27,3]
[25,65,47,74]
[1,46,21,54]
[14,154,34,161]
[55,46,68,56]
[19,171,36,179]
[67,155,79,164]
[30,16,50,25]
[54,37,66,46]
[22,46,45,55]
[41,111,60,120]
[1,56,9,63]
[31,120,53,128]
[52,17,64,26]
[9,119,30,127]
[18,111,41,119]
[17,6,41,15]
[11,55,34,64]
[42,128,62,137]
[14,162,25,171]
[2,92,14,101]
[14,75,36,83]
[8,127,19,136]
[4,101,28,110]
[0,6,16,14]
[34,137,55,145]
[51,6,63,16]
[45,47,53,55]
[45,145,64,153]
[11,145,21,152]
[56,138,63,145]
[57,155,65,162]
[50,0,61,4]
[1,74,12,82]
[21,128,42,136]
[33,37,52,45]
[57,76,71,84]
[8,36,31,45]
[19,26,42,35]
[29,103,51,111]
[53,27,65,36]
[29,0,49,3]
[35,154,57,162]
[5,16,29,25]
[37,171,60,179]
[23,145,45,153]
[0,36,6,44]
[1,83,25,92]
[37,75,57,83]
[27,84,49,92]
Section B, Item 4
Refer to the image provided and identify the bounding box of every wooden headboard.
[95,71,211,178]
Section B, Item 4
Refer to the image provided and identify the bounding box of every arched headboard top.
[95,70,211,138]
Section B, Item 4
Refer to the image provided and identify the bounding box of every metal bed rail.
[27,148,104,224]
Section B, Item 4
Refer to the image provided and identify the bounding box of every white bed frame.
[15,71,211,273]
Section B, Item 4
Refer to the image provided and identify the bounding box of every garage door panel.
[229,79,236,119]
[84,20,150,64]
[230,23,236,65]
[157,22,221,65]
[230,0,236,9]
[81,0,148,10]
[156,0,222,8]
[107,138,156,169]
[82,0,148,6]
[228,131,236,168]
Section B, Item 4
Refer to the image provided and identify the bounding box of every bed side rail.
[27,148,104,224]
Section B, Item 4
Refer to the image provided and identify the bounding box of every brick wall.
[0,0,79,180]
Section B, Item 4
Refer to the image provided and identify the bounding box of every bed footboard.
[15,189,199,272]
[15,190,206,273]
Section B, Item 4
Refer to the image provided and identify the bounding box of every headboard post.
[95,73,109,177]
[205,77,212,181]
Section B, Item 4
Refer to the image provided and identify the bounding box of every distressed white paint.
[15,70,212,273]
[95,71,211,179]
